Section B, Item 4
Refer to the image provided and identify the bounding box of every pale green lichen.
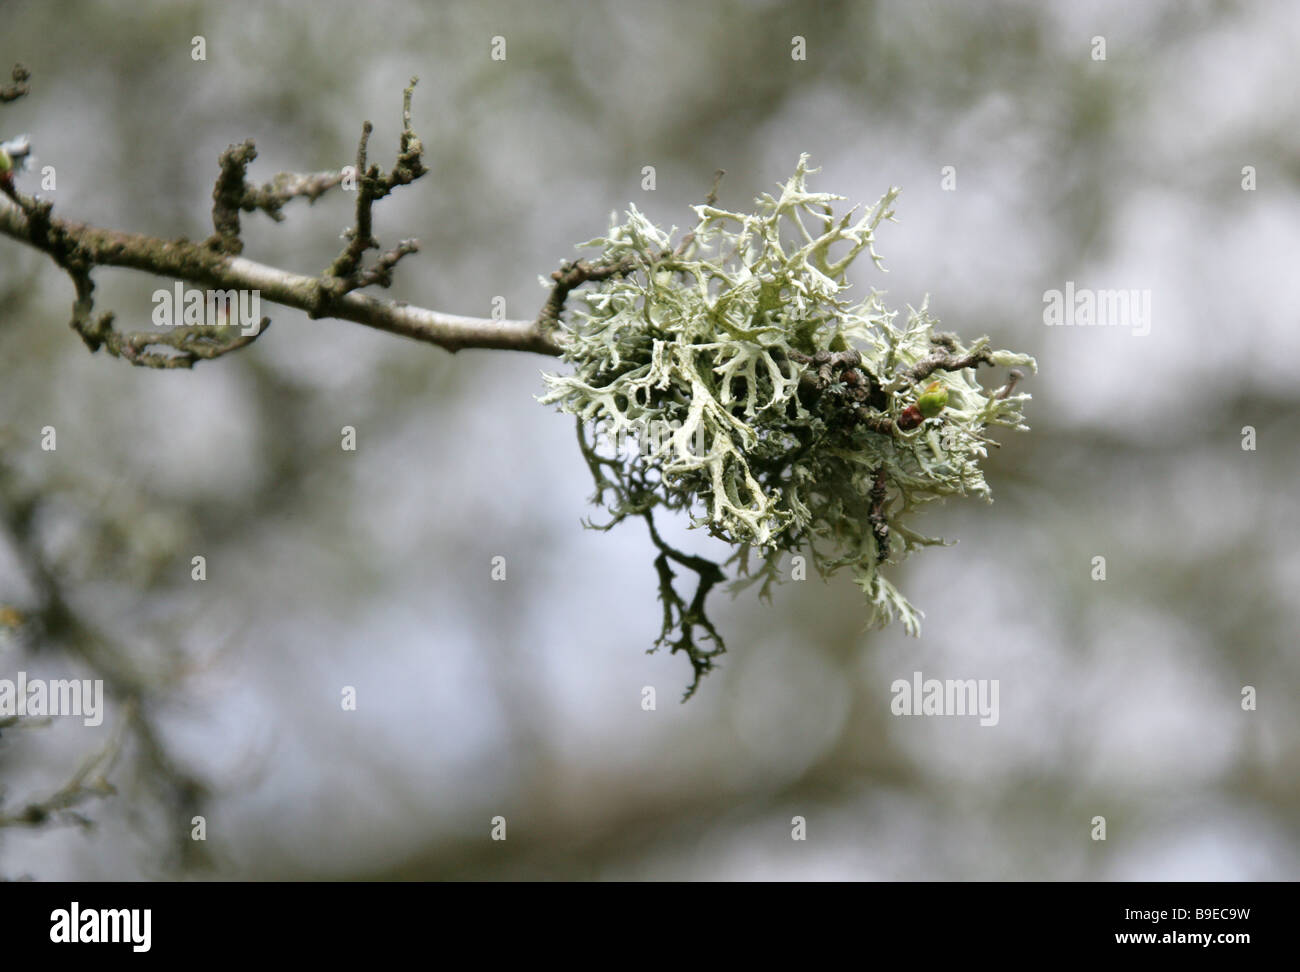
[541,155,1036,698]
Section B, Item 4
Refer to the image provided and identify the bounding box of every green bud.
[0,149,11,174]
[916,380,949,418]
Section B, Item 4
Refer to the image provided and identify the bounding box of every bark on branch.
[0,70,566,363]
[0,202,560,354]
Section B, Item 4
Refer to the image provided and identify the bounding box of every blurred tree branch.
[0,458,211,869]
[0,711,123,832]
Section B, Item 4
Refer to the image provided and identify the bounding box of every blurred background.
[1,0,1297,880]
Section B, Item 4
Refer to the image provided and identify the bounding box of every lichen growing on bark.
[541,155,1036,698]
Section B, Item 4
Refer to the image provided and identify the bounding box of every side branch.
[903,332,996,383]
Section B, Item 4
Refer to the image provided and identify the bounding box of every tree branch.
[902,334,996,383]
[0,69,564,362]
[0,713,125,832]
[0,201,559,355]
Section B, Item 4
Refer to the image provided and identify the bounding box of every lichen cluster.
[541,156,1036,698]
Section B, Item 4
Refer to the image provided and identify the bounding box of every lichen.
[541,155,1036,698]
